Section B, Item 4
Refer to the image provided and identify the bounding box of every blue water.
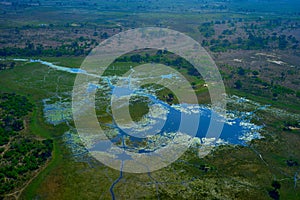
[87,83,100,93]
[161,74,174,79]
[91,86,261,153]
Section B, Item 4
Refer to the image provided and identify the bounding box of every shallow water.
[91,89,262,153]
[11,58,262,148]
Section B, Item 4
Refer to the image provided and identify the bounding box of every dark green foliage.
[0,93,33,140]
[252,71,259,76]
[0,44,90,57]
[199,22,215,38]
[269,189,280,200]
[222,29,234,35]
[269,180,281,200]
[237,67,245,76]
[113,49,195,77]
[282,120,300,131]
[201,40,209,47]
[188,67,200,77]
[0,93,52,196]
[246,33,268,49]
[278,35,288,50]
[209,28,294,52]
[0,137,53,195]
[0,93,33,118]
[130,54,142,63]
[0,134,9,146]
[286,159,298,167]
[234,80,242,89]
[272,85,295,95]
[0,62,15,71]
[271,181,281,190]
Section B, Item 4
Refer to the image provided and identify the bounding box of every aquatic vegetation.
[34,59,267,157]
[43,99,72,126]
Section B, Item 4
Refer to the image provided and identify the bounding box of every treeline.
[203,33,298,52]
[222,65,300,102]
[0,43,91,57]
[0,62,15,71]
[0,35,101,57]
[0,93,53,196]
[115,49,200,77]
[198,19,299,52]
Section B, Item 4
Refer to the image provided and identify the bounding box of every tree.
[269,189,280,200]
[101,32,109,39]
[252,71,259,76]
[237,67,245,76]
[130,54,142,63]
[272,181,281,190]
[234,80,242,89]
[191,82,196,89]
[0,135,9,146]
[202,40,209,46]
[156,50,163,55]
[12,120,23,131]
[278,35,288,49]
[10,62,16,69]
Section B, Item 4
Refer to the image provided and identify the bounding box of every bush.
[237,67,245,76]
[252,70,259,76]
[235,80,242,89]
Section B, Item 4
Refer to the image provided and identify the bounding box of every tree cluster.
[0,93,53,196]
